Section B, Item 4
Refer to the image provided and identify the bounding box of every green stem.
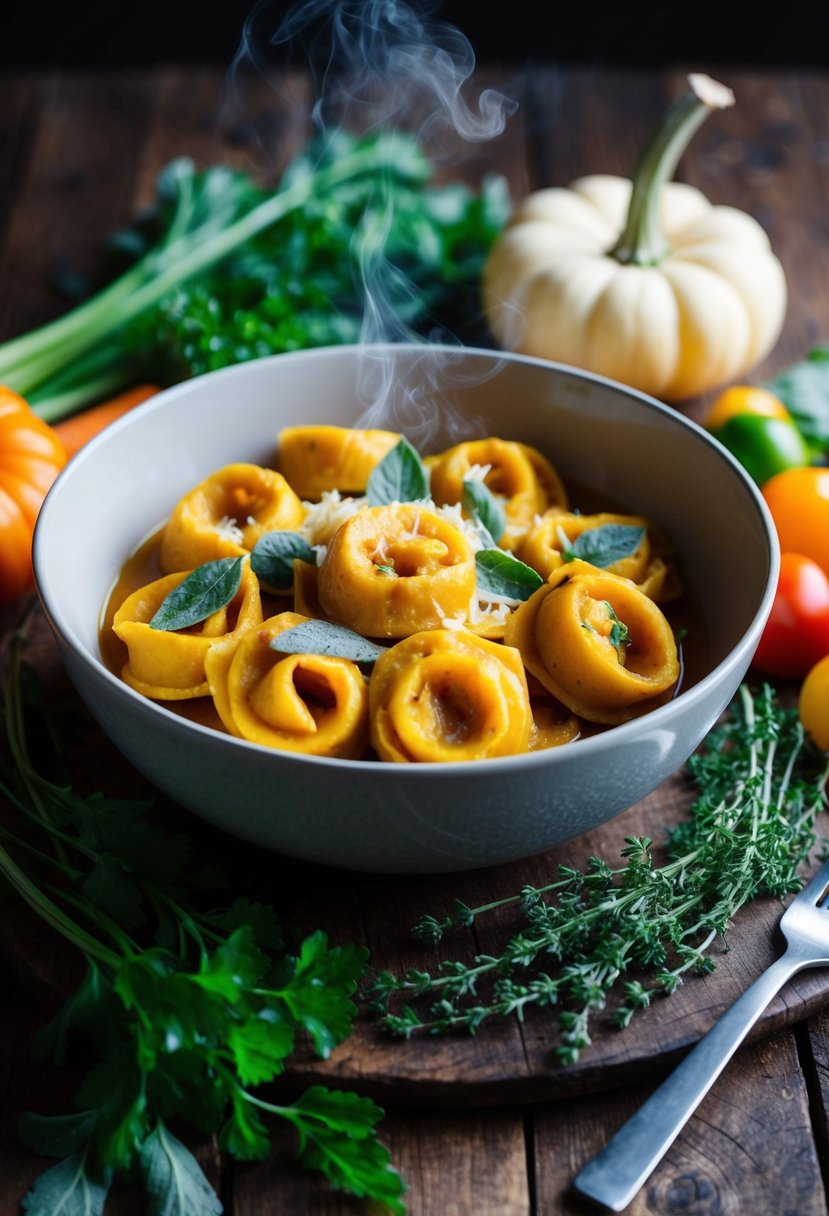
[0,838,121,968]
[609,73,735,266]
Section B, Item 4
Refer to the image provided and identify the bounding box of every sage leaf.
[20,1151,112,1216]
[149,557,244,631]
[250,531,316,590]
[139,1121,223,1216]
[462,478,505,547]
[561,523,646,568]
[475,550,544,601]
[366,437,429,506]
[272,620,388,665]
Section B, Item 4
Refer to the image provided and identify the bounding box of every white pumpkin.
[482,75,787,402]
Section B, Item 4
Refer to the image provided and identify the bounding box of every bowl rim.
[33,342,781,778]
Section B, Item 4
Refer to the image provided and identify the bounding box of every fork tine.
[796,856,829,907]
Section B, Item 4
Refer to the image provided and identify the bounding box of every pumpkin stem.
[609,73,735,267]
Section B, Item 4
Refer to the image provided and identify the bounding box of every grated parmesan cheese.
[215,515,245,544]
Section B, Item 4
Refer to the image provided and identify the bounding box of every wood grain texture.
[3,62,829,1216]
[533,1029,826,1214]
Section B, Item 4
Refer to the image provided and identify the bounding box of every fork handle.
[572,951,805,1212]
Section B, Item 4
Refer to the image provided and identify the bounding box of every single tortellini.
[205,611,369,757]
[369,629,532,762]
[426,437,568,549]
[159,463,305,574]
[505,560,680,725]
[112,563,263,700]
[316,503,476,638]
[516,510,679,602]
[277,425,401,501]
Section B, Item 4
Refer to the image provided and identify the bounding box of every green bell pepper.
[712,412,812,487]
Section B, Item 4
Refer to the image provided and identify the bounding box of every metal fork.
[572,856,829,1212]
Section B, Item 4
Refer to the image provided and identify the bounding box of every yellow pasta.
[278,425,401,501]
[516,509,680,602]
[426,437,568,549]
[316,502,476,638]
[113,562,263,700]
[159,463,305,574]
[505,560,680,725]
[205,611,369,757]
[369,629,532,762]
[104,427,690,763]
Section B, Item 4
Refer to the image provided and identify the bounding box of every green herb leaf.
[290,1087,406,1214]
[250,531,316,591]
[561,523,646,567]
[149,557,244,631]
[20,1151,112,1216]
[278,932,369,1059]
[475,550,544,601]
[462,477,505,546]
[766,346,829,451]
[271,620,388,666]
[605,602,631,654]
[366,437,429,506]
[18,1111,100,1159]
[139,1121,223,1216]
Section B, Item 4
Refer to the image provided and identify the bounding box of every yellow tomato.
[798,652,829,751]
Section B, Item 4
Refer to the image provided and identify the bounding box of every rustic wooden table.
[4,60,829,1215]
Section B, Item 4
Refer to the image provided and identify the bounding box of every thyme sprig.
[368,684,829,1062]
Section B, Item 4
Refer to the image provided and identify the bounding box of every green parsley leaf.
[250,531,316,591]
[277,931,369,1059]
[149,557,244,631]
[18,1111,100,1159]
[290,1087,406,1214]
[139,1121,223,1216]
[271,620,388,666]
[475,550,544,601]
[366,436,429,506]
[462,477,505,547]
[560,523,646,567]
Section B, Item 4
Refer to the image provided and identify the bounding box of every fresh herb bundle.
[369,684,829,1062]
[0,130,509,423]
[0,628,405,1215]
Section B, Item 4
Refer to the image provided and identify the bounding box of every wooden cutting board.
[3,596,828,1109]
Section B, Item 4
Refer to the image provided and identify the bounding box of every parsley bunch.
[369,684,829,1063]
[0,630,405,1215]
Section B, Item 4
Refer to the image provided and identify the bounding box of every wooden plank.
[0,75,36,251]
[231,1104,529,1214]
[0,71,159,344]
[533,1029,826,1214]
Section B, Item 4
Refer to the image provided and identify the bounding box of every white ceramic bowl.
[33,344,778,873]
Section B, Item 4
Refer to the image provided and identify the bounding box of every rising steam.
[226,0,518,441]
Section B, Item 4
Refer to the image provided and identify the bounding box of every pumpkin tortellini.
[426,437,567,549]
[205,612,369,758]
[104,425,690,763]
[160,462,305,573]
[316,503,477,638]
[505,560,680,725]
[516,510,680,602]
[369,629,532,762]
[113,563,263,700]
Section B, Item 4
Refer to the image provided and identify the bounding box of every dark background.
[3,1,829,69]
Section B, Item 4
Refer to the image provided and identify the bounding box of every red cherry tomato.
[752,553,829,678]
